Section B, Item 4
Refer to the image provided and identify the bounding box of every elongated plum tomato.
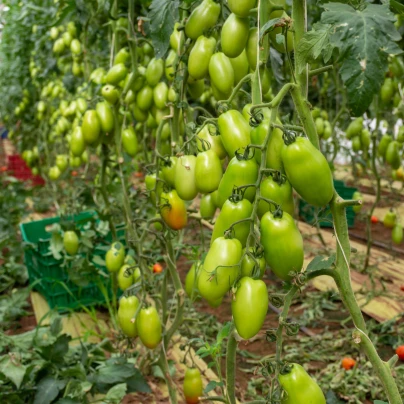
[117,264,134,290]
[183,368,203,404]
[209,52,234,96]
[185,261,201,301]
[241,247,266,278]
[175,155,198,201]
[188,35,216,80]
[200,193,217,219]
[198,237,242,305]
[217,155,259,208]
[118,295,139,338]
[257,175,294,218]
[221,13,250,58]
[281,136,333,207]
[195,149,223,193]
[105,242,125,272]
[160,190,188,230]
[63,231,79,255]
[136,306,162,349]
[82,110,101,145]
[218,110,251,158]
[196,124,227,160]
[211,197,253,247]
[161,156,177,188]
[228,0,256,17]
[232,277,268,339]
[185,0,221,40]
[278,363,326,404]
[260,210,304,281]
[121,127,138,157]
[96,102,114,133]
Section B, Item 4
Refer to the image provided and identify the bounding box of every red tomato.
[396,345,404,360]
[371,215,378,224]
[153,263,163,273]
[71,170,78,177]
[341,357,356,370]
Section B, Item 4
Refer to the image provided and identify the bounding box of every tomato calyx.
[282,130,299,146]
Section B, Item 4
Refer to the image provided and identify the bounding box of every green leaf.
[259,18,282,40]
[217,321,231,344]
[152,360,176,380]
[95,363,137,384]
[295,23,334,74]
[325,390,345,403]
[373,401,388,404]
[33,377,66,404]
[105,383,127,403]
[204,380,223,394]
[50,316,63,336]
[39,334,71,363]
[92,255,106,267]
[147,0,180,59]
[306,254,336,274]
[50,231,64,260]
[0,355,26,388]
[126,370,152,393]
[321,2,402,115]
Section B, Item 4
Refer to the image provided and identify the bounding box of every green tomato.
[56,155,69,173]
[188,36,216,80]
[211,197,253,247]
[258,175,294,218]
[246,28,258,70]
[49,166,61,181]
[217,155,259,208]
[175,155,198,201]
[63,230,79,255]
[221,13,250,58]
[185,0,221,40]
[106,63,128,85]
[53,38,65,54]
[146,58,164,87]
[278,363,326,404]
[315,117,325,137]
[90,67,106,85]
[260,210,304,281]
[209,52,234,96]
[82,110,101,145]
[188,78,205,99]
[62,31,73,47]
[161,157,177,187]
[121,127,139,157]
[70,126,86,157]
[230,49,250,85]
[101,85,120,104]
[232,277,268,339]
[196,124,227,160]
[345,117,363,139]
[185,261,202,301]
[380,77,394,104]
[377,134,392,159]
[218,109,251,158]
[118,295,139,338]
[197,237,242,304]
[352,136,362,153]
[383,209,397,228]
[228,0,256,17]
[117,264,134,290]
[105,242,125,272]
[392,224,403,245]
[96,102,114,133]
[251,120,284,170]
[352,191,363,214]
[386,141,401,169]
[282,136,334,207]
[136,306,162,349]
[153,82,169,109]
[114,47,130,65]
[170,22,183,51]
[195,150,223,193]
[200,193,217,219]
[132,103,148,122]
[165,49,177,81]
[183,368,203,404]
[137,85,154,111]
[240,247,266,278]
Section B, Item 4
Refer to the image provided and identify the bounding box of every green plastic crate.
[299,180,357,228]
[20,211,125,312]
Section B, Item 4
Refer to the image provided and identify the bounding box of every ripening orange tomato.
[341,357,356,370]
[160,190,188,230]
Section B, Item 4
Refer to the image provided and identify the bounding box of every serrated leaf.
[147,0,180,59]
[204,380,223,394]
[306,254,336,273]
[33,377,66,404]
[126,369,151,393]
[295,23,334,74]
[0,355,26,388]
[105,383,127,403]
[321,3,401,115]
[217,321,231,344]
